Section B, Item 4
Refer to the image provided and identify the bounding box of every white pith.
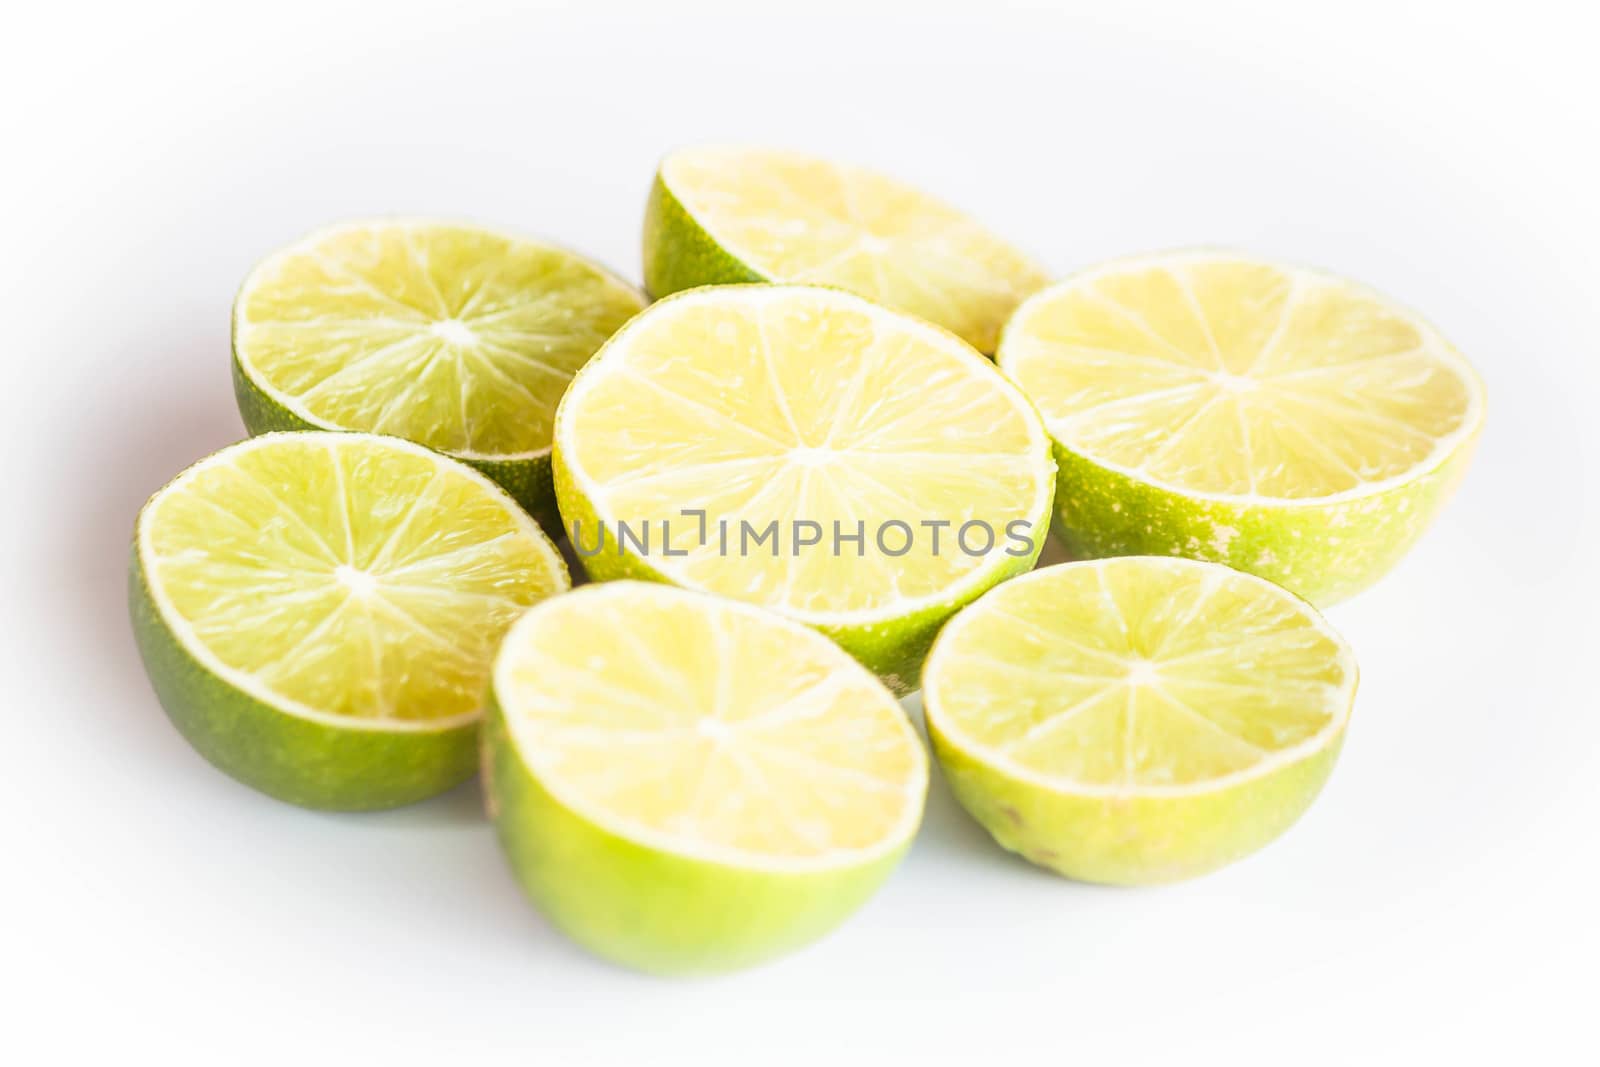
[553,284,1058,627]
[997,249,1488,508]
[493,581,929,873]
[138,432,568,734]
[232,217,646,463]
[922,556,1359,798]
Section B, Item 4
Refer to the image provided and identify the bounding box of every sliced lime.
[998,252,1485,603]
[486,581,926,973]
[924,557,1357,884]
[553,284,1056,690]
[233,219,645,522]
[645,147,1049,352]
[131,432,568,810]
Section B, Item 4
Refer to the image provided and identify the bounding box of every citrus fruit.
[551,284,1056,692]
[997,251,1486,604]
[923,557,1357,885]
[484,580,927,974]
[643,146,1050,353]
[232,219,646,526]
[130,432,569,811]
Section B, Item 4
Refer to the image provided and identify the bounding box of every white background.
[5,1,1596,1062]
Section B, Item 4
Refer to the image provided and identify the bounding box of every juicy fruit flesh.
[664,148,1050,352]
[928,558,1354,789]
[559,287,1053,618]
[235,222,643,458]
[1000,256,1482,500]
[496,584,926,861]
[142,435,565,723]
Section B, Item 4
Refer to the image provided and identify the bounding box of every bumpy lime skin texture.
[1045,435,1479,607]
[552,440,1051,695]
[129,550,476,811]
[483,695,911,975]
[641,174,765,299]
[930,721,1348,886]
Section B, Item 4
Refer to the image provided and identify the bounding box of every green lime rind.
[482,692,912,975]
[642,171,765,299]
[231,352,561,533]
[1045,434,1480,606]
[129,547,477,811]
[929,720,1347,886]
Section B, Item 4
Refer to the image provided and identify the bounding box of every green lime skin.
[231,357,561,534]
[641,173,765,300]
[1046,434,1480,607]
[129,549,476,811]
[551,442,1051,695]
[482,694,912,975]
[929,720,1348,886]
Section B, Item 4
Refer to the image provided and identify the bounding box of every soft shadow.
[57,323,245,764]
[354,774,490,828]
[63,332,243,627]
[1034,529,1075,568]
[552,531,594,587]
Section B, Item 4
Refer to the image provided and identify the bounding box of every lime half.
[998,251,1486,603]
[552,284,1056,691]
[644,146,1050,353]
[924,557,1357,885]
[485,581,927,974]
[232,219,646,524]
[131,432,569,810]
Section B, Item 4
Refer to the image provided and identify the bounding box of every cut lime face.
[645,147,1050,353]
[131,432,568,810]
[998,252,1486,603]
[553,284,1056,689]
[486,581,926,973]
[232,220,645,518]
[923,557,1357,884]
